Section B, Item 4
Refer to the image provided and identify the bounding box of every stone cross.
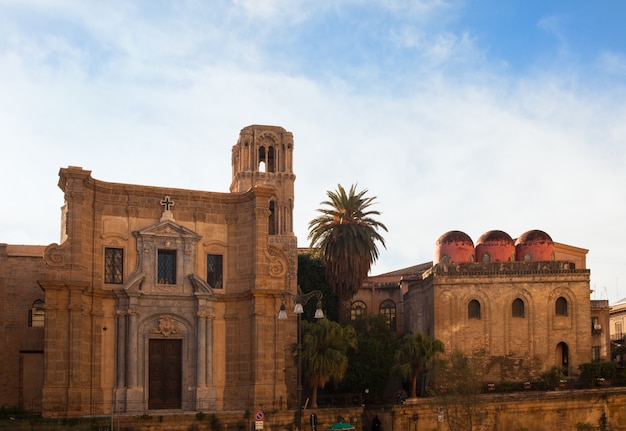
[160,196,174,211]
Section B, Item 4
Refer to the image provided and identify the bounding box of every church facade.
[0,125,300,417]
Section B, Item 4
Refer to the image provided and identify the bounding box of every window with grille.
[556,297,568,316]
[104,247,124,284]
[207,254,223,289]
[158,250,177,284]
[379,299,397,331]
[29,299,45,327]
[512,298,525,318]
[468,299,481,320]
[351,301,367,321]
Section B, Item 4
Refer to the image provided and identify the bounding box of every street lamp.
[278,287,324,431]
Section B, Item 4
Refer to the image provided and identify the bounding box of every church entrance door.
[148,339,182,409]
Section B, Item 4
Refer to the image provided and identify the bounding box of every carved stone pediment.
[134,220,202,241]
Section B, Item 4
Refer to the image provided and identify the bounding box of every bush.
[579,361,617,387]
[539,366,565,390]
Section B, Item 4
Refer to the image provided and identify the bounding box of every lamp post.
[278,287,324,431]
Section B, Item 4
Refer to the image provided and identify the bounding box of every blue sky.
[1,0,625,303]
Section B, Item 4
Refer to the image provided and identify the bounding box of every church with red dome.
[356,229,609,383]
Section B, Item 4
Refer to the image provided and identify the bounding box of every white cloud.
[0,0,625,303]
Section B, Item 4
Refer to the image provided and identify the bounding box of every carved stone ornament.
[265,246,287,278]
[151,315,180,337]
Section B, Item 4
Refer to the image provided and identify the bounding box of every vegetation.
[579,361,617,387]
[392,332,444,398]
[539,366,566,390]
[297,252,339,322]
[342,314,400,402]
[430,350,486,431]
[300,318,358,407]
[308,184,387,319]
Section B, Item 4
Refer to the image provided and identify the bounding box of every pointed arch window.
[512,298,525,318]
[556,297,568,316]
[267,146,275,172]
[468,299,481,320]
[379,299,397,331]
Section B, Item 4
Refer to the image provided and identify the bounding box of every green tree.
[431,350,486,431]
[392,332,444,398]
[300,318,358,408]
[343,314,400,402]
[308,184,387,319]
[297,252,339,322]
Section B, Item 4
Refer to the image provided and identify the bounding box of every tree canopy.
[300,318,357,408]
[308,184,387,316]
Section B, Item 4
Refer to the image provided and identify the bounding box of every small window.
[29,299,45,327]
[592,317,601,332]
[556,297,568,316]
[468,300,481,320]
[441,255,450,264]
[481,253,491,262]
[616,322,623,340]
[351,301,367,321]
[158,250,177,284]
[523,253,532,262]
[104,247,124,284]
[379,299,397,331]
[207,254,223,289]
[512,298,525,318]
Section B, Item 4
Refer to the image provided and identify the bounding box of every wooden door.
[148,339,182,409]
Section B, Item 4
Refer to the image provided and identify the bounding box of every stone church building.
[355,229,610,383]
[0,124,610,418]
[0,124,300,417]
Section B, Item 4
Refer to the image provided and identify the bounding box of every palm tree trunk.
[311,384,319,408]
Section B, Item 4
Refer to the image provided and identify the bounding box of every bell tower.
[230,125,296,235]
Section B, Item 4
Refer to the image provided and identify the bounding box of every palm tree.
[308,184,387,318]
[299,318,357,408]
[392,332,444,398]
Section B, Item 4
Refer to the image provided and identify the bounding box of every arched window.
[523,253,532,262]
[481,253,491,262]
[512,298,525,318]
[468,300,481,320]
[441,255,450,263]
[351,301,367,321]
[556,297,568,316]
[267,146,275,172]
[29,299,45,327]
[379,299,397,331]
[258,146,266,172]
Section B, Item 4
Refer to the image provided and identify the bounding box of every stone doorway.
[148,339,182,409]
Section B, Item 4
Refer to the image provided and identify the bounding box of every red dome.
[434,231,475,264]
[515,230,554,261]
[475,230,515,262]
